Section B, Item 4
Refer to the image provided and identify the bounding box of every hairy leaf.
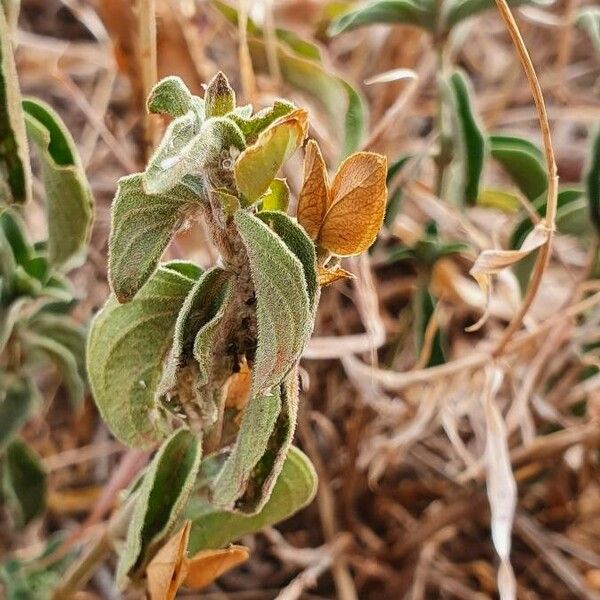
[489,134,547,202]
[585,128,600,235]
[211,387,282,511]
[22,98,93,269]
[187,446,317,551]
[204,71,236,118]
[147,76,202,119]
[159,267,232,394]
[87,264,198,447]
[2,437,47,527]
[234,210,312,392]
[257,210,319,312]
[446,70,486,205]
[117,428,202,586]
[109,173,204,302]
[0,7,31,206]
[319,152,387,256]
[235,109,308,203]
[260,178,290,212]
[229,100,295,144]
[297,139,329,241]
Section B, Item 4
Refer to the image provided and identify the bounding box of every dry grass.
[3,0,600,598]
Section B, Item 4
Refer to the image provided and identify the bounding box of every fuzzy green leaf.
[229,100,295,144]
[159,267,232,394]
[0,7,31,206]
[234,210,312,392]
[211,387,282,511]
[489,134,547,202]
[2,437,47,527]
[109,173,204,302]
[116,428,202,586]
[187,446,317,552]
[22,98,93,269]
[446,71,486,205]
[0,377,38,451]
[585,128,600,236]
[204,71,236,117]
[87,263,199,447]
[257,210,318,312]
[147,75,203,119]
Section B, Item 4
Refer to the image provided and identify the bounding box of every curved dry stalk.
[492,0,559,357]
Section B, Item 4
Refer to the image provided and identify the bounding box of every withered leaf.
[297,139,329,240]
[317,265,355,286]
[184,545,249,589]
[319,152,387,256]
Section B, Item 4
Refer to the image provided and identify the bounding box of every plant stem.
[138,0,158,159]
[492,0,558,357]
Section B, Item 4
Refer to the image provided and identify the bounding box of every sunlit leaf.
[0,7,31,206]
[116,428,202,586]
[318,152,387,256]
[234,109,308,203]
[185,545,249,589]
[478,189,520,212]
[259,178,290,212]
[109,174,205,303]
[87,264,199,447]
[187,446,317,552]
[297,139,329,241]
[229,99,295,144]
[317,264,355,286]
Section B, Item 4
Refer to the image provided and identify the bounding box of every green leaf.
[234,210,312,392]
[0,7,31,206]
[22,331,84,406]
[22,98,93,269]
[144,115,245,195]
[414,277,445,367]
[384,154,412,229]
[446,71,486,205]
[257,210,319,312]
[489,134,547,202]
[159,267,232,395]
[109,173,205,302]
[478,189,521,212]
[229,100,295,144]
[234,110,307,203]
[116,428,202,586]
[329,0,437,35]
[442,0,552,32]
[87,264,198,447]
[187,446,317,552]
[147,75,203,119]
[259,179,290,212]
[2,437,47,527]
[577,8,600,57]
[234,368,300,513]
[211,387,282,511]
[585,128,600,235]
[0,377,38,451]
[204,71,236,117]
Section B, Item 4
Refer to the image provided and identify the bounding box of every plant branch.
[138,0,158,159]
[492,0,558,357]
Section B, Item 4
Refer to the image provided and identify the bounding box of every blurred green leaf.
[414,277,445,367]
[478,189,520,212]
[384,154,412,229]
[0,377,38,451]
[585,128,600,236]
[116,428,202,586]
[2,436,47,527]
[489,134,547,202]
[109,173,205,303]
[22,98,93,269]
[446,70,486,205]
[577,7,600,57]
[234,211,312,392]
[87,263,199,447]
[187,446,317,552]
[0,7,31,206]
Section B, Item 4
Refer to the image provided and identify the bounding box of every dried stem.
[138,0,158,158]
[492,0,558,357]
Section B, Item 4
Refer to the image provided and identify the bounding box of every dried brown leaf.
[297,139,329,240]
[184,545,249,589]
[317,265,355,287]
